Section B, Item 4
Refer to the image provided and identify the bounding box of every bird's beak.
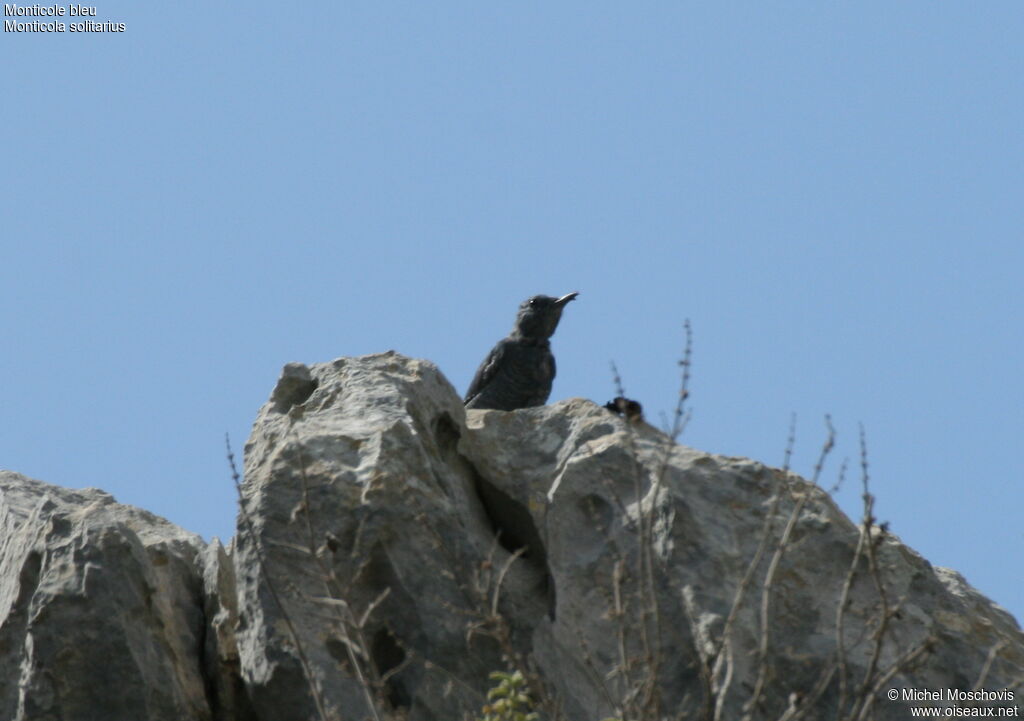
[555,291,579,307]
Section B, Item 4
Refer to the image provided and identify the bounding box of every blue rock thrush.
[464,292,579,411]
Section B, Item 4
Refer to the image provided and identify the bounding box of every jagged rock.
[234,352,493,721]
[0,471,212,721]
[2,352,1021,720]
[235,352,1024,721]
[202,538,256,721]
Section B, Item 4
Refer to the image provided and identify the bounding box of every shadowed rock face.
[0,473,213,721]
[1,352,1022,721]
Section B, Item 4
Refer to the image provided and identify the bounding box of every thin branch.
[744,416,835,720]
[847,426,890,721]
[972,641,1007,693]
[490,548,525,617]
[711,415,797,721]
[853,635,934,721]
[834,504,869,717]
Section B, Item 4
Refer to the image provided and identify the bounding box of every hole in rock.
[270,368,319,413]
[433,412,461,453]
[371,627,410,709]
[472,474,556,620]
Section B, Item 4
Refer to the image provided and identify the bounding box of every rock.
[201,538,256,721]
[234,352,1024,721]
[2,352,1021,720]
[235,352,492,721]
[0,471,212,721]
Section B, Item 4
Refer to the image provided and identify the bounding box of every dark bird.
[604,396,644,423]
[465,292,579,411]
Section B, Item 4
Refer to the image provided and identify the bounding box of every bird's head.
[512,291,579,340]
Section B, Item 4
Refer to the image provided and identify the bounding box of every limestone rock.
[202,538,256,721]
[235,352,1024,720]
[0,471,212,721]
[235,352,493,721]
[2,351,1021,721]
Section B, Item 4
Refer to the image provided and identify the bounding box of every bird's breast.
[478,342,556,409]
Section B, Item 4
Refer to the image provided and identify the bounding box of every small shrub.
[479,670,539,721]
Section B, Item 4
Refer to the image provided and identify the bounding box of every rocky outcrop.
[232,353,1024,720]
[1,352,1022,720]
[0,472,212,721]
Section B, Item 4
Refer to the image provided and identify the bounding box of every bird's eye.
[528,298,537,307]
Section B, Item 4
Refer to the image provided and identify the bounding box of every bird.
[603,396,644,423]
[464,292,579,411]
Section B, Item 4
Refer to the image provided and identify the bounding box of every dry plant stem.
[792,427,939,721]
[834,426,937,721]
[852,635,934,721]
[845,425,891,721]
[743,416,835,720]
[785,468,869,721]
[833,497,870,716]
[648,321,693,713]
[425,531,499,654]
[459,534,558,719]
[490,548,525,617]
[611,558,632,712]
[609,321,693,720]
[710,415,797,721]
[798,435,874,721]
[667,319,694,443]
[972,642,1007,692]
[680,588,716,721]
[610,363,657,720]
[850,500,886,708]
[359,587,393,629]
[712,638,735,721]
[782,412,797,472]
[960,651,1024,721]
[226,434,331,721]
[288,425,384,721]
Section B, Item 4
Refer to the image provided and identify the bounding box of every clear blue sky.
[5,4,1022,623]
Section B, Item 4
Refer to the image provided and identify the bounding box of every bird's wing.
[464,340,507,404]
